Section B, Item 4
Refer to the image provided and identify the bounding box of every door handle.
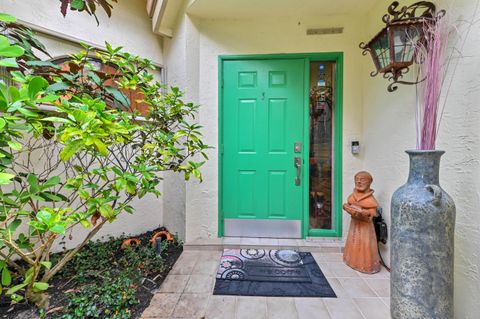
[294,157,301,186]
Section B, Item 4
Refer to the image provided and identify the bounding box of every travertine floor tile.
[353,297,391,319]
[266,297,298,319]
[259,238,279,245]
[236,296,267,319]
[313,253,344,262]
[205,295,236,319]
[330,262,362,278]
[381,297,390,307]
[192,259,219,276]
[171,293,209,318]
[241,237,261,245]
[158,275,190,293]
[338,278,378,298]
[323,298,364,319]
[141,293,181,318]
[184,275,214,293]
[364,278,390,297]
[294,298,331,319]
[278,238,299,247]
[222,237,242,245]
[315,262,334,277]
[142,247,392,319]
[170,252,200,275]
[325,278,350,298]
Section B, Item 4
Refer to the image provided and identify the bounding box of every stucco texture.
[361,1,480,318]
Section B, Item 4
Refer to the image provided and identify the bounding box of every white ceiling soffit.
[186,0,380,19]
[151,0,185,38]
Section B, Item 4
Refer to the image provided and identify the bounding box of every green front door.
[222,59,305,238]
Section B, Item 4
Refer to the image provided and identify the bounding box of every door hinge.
[220,144,224,155]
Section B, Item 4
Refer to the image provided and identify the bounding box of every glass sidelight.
[309,61,335,230]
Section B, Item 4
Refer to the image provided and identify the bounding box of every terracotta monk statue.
[343,171,381,274]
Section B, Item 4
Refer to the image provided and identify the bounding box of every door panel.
[222,59,305,237]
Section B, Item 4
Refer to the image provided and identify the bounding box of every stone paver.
[142,248,391,319]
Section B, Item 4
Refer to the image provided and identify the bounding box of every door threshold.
[184,237,344,253]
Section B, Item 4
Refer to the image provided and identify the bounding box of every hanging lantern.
[360,1,445,92]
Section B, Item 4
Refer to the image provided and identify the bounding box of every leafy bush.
[42,231,179,319]
[0,13,208,307]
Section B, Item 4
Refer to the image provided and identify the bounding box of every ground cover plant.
[0,12,208,308]
[0,228,182,319]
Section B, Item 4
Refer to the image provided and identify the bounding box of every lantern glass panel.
[371,31,390,70]
[392,25,421,63]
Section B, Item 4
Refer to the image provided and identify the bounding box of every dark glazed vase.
[391,150,455,319]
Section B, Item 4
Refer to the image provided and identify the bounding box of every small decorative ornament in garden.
[342,171,381,274]
[360,2,461,319]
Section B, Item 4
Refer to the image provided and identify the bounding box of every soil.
[0,228,183,319]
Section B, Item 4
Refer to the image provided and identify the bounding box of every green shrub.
[0,12,208,307]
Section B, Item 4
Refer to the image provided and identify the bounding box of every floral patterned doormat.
[213,249,336,297]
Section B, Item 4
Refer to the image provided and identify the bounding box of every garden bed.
[0,228,183,319]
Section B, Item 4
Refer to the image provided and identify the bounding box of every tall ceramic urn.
[391,150,455,319]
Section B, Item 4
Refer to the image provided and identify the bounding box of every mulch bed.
[0,228,183,319]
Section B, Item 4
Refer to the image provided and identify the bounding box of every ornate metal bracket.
[360,1,446,92]
[382,1,437,25]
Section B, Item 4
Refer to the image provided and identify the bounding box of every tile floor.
[141,249,391,319]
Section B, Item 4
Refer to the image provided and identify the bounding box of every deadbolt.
[294,142,302,153]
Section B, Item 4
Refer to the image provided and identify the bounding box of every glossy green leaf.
[32,282,49,292]
[7,219,21,232]
[71,0,85,10]
[43,176,61,188]
[42,116,72,124]
[0,58,17,67]
[50,224,66,234]
[27,174,40,193]
[99,204,115,219]
[0,172,15,185]
[80,219,91,228]
[93,138,108,156]
[60,140,83,161]
[0,13,16,23]
[27,76,48,99]
[26,60,61,69]
[39,191,68,202]
[1,267,11,286]
[104,86,130,107]
[40,261,52,270]
[0,44,24,57]
[45,82,70,93]
[7,141,22,151]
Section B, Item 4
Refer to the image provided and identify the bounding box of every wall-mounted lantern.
[359,1,445,92]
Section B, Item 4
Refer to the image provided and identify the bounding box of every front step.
[183,237,344,253]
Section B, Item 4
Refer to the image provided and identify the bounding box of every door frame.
[218,52,343,239]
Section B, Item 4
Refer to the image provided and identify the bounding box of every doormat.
[213,249,336,298]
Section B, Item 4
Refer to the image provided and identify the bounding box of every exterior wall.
[361,0,480,318]
[0,0,163,63]
[1,0,165,249]
[164,13,370,242]
[161,2,200,241]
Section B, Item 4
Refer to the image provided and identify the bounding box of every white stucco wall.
[164,12,372,242]
[0,0,163,64]
[362,0,480,318]
[1,0,165,248]
[161,1,199,241]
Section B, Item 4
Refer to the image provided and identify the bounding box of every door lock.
[294,157,301,186]
[294,142,302,153]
